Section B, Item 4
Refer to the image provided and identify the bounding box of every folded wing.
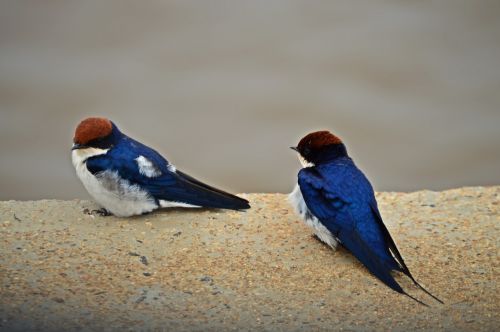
[298,167,404,293]
[86,143,250,210]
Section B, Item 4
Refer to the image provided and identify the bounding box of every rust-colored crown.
[73,117,113,144]
[297,130,342,151]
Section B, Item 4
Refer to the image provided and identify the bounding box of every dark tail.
[387,242,444,304]
[401,290,429,307]
[368,204,444,304]
[403,271,444,304]
[174,170,250,210]
[339,226,430,306]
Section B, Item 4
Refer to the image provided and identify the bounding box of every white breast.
[288,183,339,249]
[72,149,158,217]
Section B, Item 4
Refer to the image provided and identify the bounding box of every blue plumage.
[299,159,404,292]
[292,131,442,305]
[72,118,249,216]
[87,126,250,210]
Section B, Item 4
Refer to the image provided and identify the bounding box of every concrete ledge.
[1,187,498,331]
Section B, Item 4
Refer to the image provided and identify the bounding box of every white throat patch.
[71,147,109,168]
[298,155,315,168]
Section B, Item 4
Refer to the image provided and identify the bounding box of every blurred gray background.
[1,0,499,200]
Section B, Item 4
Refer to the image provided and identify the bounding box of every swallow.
[289,130,442,305]
[71,117,250,217]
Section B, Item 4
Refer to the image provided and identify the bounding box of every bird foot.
[92,208,112,216]
[83,208,112,217]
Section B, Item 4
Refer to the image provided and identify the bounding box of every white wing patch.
[159,200,200,208]
[167,163,176,173]
[135,156,162,178]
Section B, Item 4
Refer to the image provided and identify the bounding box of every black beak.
[72,143,87,150]
[290,146,298,152]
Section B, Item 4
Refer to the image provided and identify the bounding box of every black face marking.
[86,135,116,150]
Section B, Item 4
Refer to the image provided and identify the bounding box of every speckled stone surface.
[1,187,499,331]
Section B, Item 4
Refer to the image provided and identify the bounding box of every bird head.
[72,117,119,151]
[291,130,347,166]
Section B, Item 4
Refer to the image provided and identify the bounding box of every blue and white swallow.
[71,117,250,217]
[289,130,442,305]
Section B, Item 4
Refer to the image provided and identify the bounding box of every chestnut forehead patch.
[298,130,342,150]
[74,117,112,144]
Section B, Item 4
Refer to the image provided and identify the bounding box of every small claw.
[91,208,112,217]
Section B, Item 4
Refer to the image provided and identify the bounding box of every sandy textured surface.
[0,187,499,331]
